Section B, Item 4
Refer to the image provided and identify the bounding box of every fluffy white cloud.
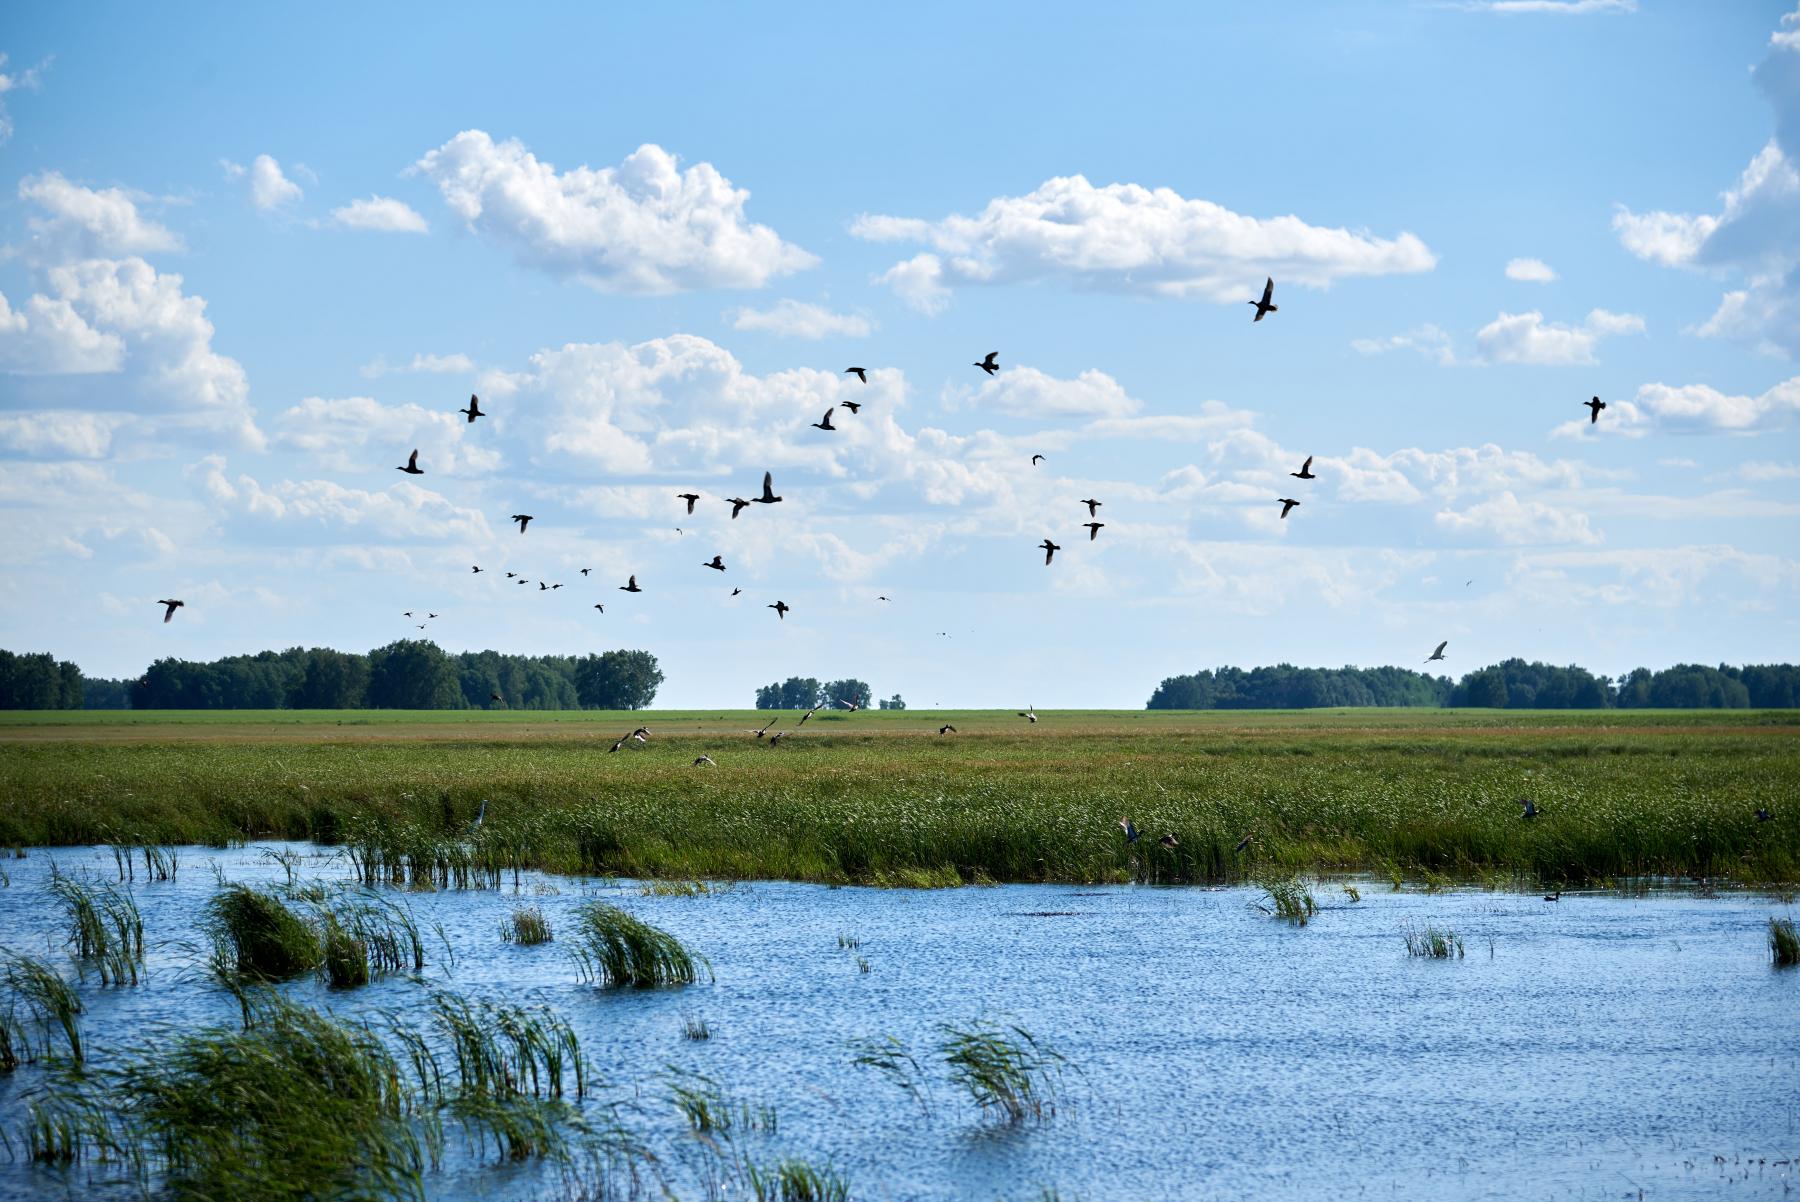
[951,366,1142,419]
[0,52,47,143]
[18,173,182,259]
[1551,376,1800,438]
[1739,459,1800,481]
[330,195,429,233]
[852,174,1435,310]
[411,131,814,293]
[0,411,122,458]
[727,299,872,339]
[1504,257,1557,282]
[223,154,304,211]
[0,288,125,373]
[192,456,491,542]
[273,395,501,475]
[1474,308,1643,365]
[1350,323,1456,365]
[1612,14,1800,355]
[360,352,476,378]
[1435,491,1600,546]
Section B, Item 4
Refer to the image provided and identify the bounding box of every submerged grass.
[48,869,144,985]
[746,1159,850,1202]
[207,884,321,981]
[1771,917,1799,967]
[1,709,1796,888]
[936,1020,1068,1124]
[568,903,704,988]
[1253,872,1318,925]
[503,905,553,945]
[0,950,83,1067]
[1402,923,1466,959]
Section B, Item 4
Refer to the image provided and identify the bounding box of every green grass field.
[2,708,1794,886]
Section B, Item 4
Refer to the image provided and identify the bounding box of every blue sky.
[1,1,1796,707]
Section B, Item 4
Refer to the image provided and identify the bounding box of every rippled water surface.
[0,843,1795,1201]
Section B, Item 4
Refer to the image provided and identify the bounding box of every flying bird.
[836,698,860,712]
[518,579,530,585]
[427,612,438,618]
[157,599,184,624]
[1518,798,1539,820]
[728,497,750,519]
[678,492,700,515]
[1031,454,1045,466]
[730,587,742,596]
[1081,499,1102,517]
[692,755,716,767]
[580,568,591,577]
[798,704,822,726]
[460,395,483,423]
[505,572,517,578]
[1039,538,1061,565]
[1584,396,1606,424]
[593,604,604,612]
[840,400,862,414]
[1159,833,1179,849]
[540,582,549,591]
[844,367,867,383]
[471,565,482,574]
[1249,276,1278,322]
[1291,456,1316,480]
[1234,833,1255,853]
[754,472,782,505]
[1278,498,1300,519]
[1019,706,1038,723]
[1084,522,1104,541]
[769,601,789,620]
[974,351,999,376]
[403,612,414,617]
[550,584,561,591]
[768,730,787,747]
[704,555,726,571]
[489,691,502,703]
[1118,817,1140,844]
[512,514,533,533]
[938,724,957,735]
[620,575,642,593]
[753,717,776,738]
[397,449,424,475]
[812,408,837,432]
[877,595,890,602]
[1425,640,1448,663]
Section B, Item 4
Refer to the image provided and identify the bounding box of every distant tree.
[575,650,664,710]
[291,648,369,709]
[81,677,134,709]
[879,694,906,710]
[1456,667,1509,708]
[824,679,872,709]
[366,640,463,709]
[754,682,782,709]
[779,677,822,710]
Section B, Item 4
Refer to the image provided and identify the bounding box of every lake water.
[0,843,1795,1201]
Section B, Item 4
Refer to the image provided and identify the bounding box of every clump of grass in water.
[320,914,369,989]
[568,902,705,988]
[1252,872,1317,925]
[503,905,553,945]
[664,1067,776,1135]
[49,868,144,986]
[747,1158,850,1202]
[207,884,321,980]
[936,1020,1068,1123]
[681,1013,711,1041]
[1402,922,1466,959]
[848,1035,931,1118]
[836,931,860,950]
[1,949,84,1067]
[1771,917,1799,967]
[1342,883,1362,903]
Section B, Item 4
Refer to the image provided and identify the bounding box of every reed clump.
[936,1020,1068,1123]
[207,884,321,980]
[1253,872,1317,925]
[1770,916,1799,967]
[49,868,144,985]
[1402,922,1466,959]
[1,949,84,1067]
[503,905,553,945]
[568,902,704,988]
[747,1158,851,1202]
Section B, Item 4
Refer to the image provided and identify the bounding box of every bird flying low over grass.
[511,514,533,532]
[938,724,957,735]
[1235,832,1255,853]
[1756,806,1774,822]
[157,598,184,623]
[1249,276,1278,321]
[1159,833,1179,849]
[1426,640,1448,663]
[1019,705,1037,723]
[1518,798,1539,820]
[1118,817,1139,844]
[1585,396,1606,424]
[974,351,999,376]
[460,395,483,423]
[845,367,867,383]
[397,449,424,475]
[692,755,716,767]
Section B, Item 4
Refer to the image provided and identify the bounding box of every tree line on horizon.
[1144,659,1800,710]
[753,677,901,710]
[0,643,663,711]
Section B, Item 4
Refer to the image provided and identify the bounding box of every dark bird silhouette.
[753,716,775,738]
[693,755,716,767]
[1291,456,1316,480]
[1544,890,1561,902]
[704,555,726,571]
[974,351,999,376]
[398,449,424,475]
[678,492,700,515]
[1039,539,1061,565]
[1084,522,1104,541]
[1235,832,1255,853]
[1019,705,1037,723]
[836,698,860,713]
[754,472,782,505]
[593,604,604,612]
[1584,396,1606,424]
[798,704,822,726]
[157,599,184,623]
[460,395,483,423]
[540,582,549,591]
[1031,454,1045,466]
[550,584,561,591]
[769,600,789,620]
[877,595,890,602]
[403,612,414,617]
[939,724,957,735]
[505,571,517,578]
[490,691,502,703]
[768,730,787,747]
[1118,817,1140,844]
[1081,498,1101,517]
[512,514,533,533]
[1755,806,1774,822]
[812,407,837,432]
[471,565,482,574]
[518,578,530,585]
[730,587,742,596]
[1426,640,1448,663]
[620,575,642,593]
[728,497,750,519]
[417,624,427,630]
[1518,798,1539,820]
[1159,833,1179,849]
[427,612,438,619]
[1249,276,1278,322]
[1278,498,1300,519]
[580,568,591,576]
[841,400,862,414]
[845,367,867,383]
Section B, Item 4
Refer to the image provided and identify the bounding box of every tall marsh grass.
[49,868,144,985]
[568,902,704,988]
[1771,916,1799,967]
[503,905,552,945]
[747,1158,850,1202]
[1,949,84,1067]
[936,1020,1068,1123]
[1253,872,1317,925]
[207,884,321,980]
[1402,922,1466,959]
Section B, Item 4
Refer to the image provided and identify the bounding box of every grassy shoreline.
[2,708,1794,886]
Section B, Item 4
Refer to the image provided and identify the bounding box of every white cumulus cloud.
[18,173,182,260]
[727,299,872,339]
[223,154,304,211]
[1551,376,1800,438]
[330,195,429,233]
[1435,491,1600,546]
[1474,308,1644,365]
[1504,257,1557,282]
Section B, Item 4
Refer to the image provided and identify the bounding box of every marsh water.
[0,843,1794,1201]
